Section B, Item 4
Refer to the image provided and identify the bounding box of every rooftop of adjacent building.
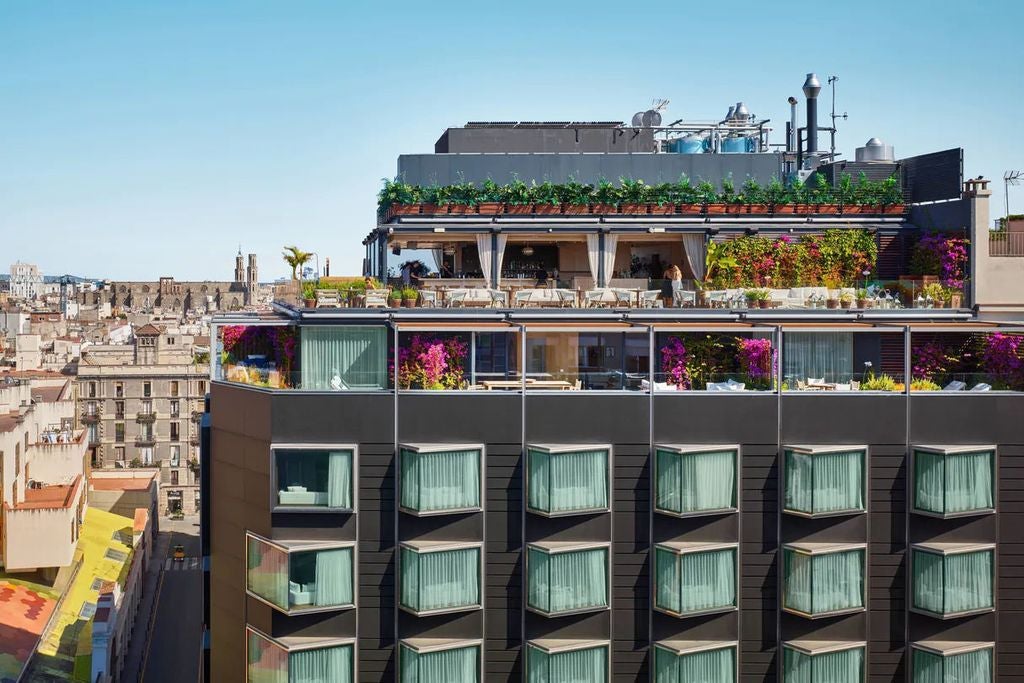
[8,475,83,511]
[90,475,157,492]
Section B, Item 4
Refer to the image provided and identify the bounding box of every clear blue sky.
[2,0,1022,281]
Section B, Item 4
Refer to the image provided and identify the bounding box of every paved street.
[123,514,202,683]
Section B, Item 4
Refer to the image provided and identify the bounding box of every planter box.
[882,204,907,214]
[705,203,728,215]
[504,204,533,215]
[477,202,503,215]
[842,205,862,215]
[676,203,702,215]
[747,204,770,214]
[422,203,446,215]
[590,203,617,215]
[772,204,798,214]
[561,204,590,215]
[648,203,675,215]
[619,203,647,214]
[533,204,561,215]
[448,205,475,215]
[816,204,840,214]
[391,204,421,216]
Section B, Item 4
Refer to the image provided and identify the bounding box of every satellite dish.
[641,110,662,127]
[631,112,644,127]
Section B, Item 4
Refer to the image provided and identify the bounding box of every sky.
[2,0,1023,281]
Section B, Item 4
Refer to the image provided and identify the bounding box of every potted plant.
[910,378,941,391]
[501,178,533,214]
[476,179,504,215]
[673,175,701,214]
[698,180,725,214]
[447,181,477,215]
[855,288,870,309]
[531,181,561,215]
[837,173,858,214]
[788,177,809,214]
[388,289,402,308]
[421,185,449,215]
[648,182,675,215]
[746,288,771,309]
[618,178,650,214]
[402,286,418,308]
[558,178,593,215]
[378,178,420,219]
[302,281,317,308]
[879,174,906,214]
[839,291,854,309]
[810,173,838,214]
[591,179,619,214]
[741,178,767,214]
[720,176,741,214]
[765,176,793,214]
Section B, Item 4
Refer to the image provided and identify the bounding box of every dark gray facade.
[435,125,656,154]
[208,379,1024,682]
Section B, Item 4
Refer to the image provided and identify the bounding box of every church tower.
[234,247,245,283]
[246,253,258,303]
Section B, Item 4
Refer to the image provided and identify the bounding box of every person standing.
[667,264,683,306]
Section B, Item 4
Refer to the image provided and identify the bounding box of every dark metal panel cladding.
[900,148,963,203]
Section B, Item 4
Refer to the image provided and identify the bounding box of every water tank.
[668,135,707,154]
[721,136,754,153]
[855,137,895,162]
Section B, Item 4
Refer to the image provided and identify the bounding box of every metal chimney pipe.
[803,73,821,154]
[787,96,798,153]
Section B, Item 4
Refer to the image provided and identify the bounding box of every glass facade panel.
[275,449,353,510]
[526,644,608,683]
[654,645,735,683]
[783,646,864,683]
[247,631,354,683]
[655,449,736,515]
[300,325,388,390]
[654,547,736,616]
[527,546,608,614]
[400,644,479,683]
[912,548,994,617]
[400,546,481,613]
[527,448,608,515]
[912,648,992,683]
[784,449,864,516]
[783,548,865,616]
[246,538,354,611]
[400,448,480,513]
[913,449,994,516]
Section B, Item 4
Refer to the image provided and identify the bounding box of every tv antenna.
[828,76,847,158]
[1004,170,1023,226]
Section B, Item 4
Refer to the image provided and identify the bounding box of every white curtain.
[475,234,507,287]
[784,332,854,383]
[602,235,618,286]
[586,234,601,285]
[314,548,353,607]
[681,234,706,283]
[431,248,444,275]
[494,234,508,286]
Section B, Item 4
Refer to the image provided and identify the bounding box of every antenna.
[1004,170,1023,226]
[828,75,847,158]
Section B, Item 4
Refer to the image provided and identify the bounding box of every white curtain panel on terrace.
[528,547,608,613]
[603,235,618,287]
[289,644,353,683]
[655,645,734,683]
[784,647,863,683]
[681,234,706,283]
[431,248,444,275]
[248,539,289,609]
[912,648,991,683]
[528,449,608,514]
[585,234,601,285]
[300,326,387,390]
[401,645,479,683]
[783,332,854,383]
[476,235,493,288]
[528,645,607,683]
[247,633,288,683]
[327,451,353,509]
[913,549,993,615]
[656,449,735,514]
[494,234,508,286]
[785,450,863,515]
[401,547,480,612]
[313,547,353,607]
[400,449,480,513]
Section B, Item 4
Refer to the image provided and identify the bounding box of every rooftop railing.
[989,231,1024,257]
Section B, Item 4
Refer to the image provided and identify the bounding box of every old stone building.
[77,324,208,515]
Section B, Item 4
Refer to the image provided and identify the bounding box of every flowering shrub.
[220,325,298,386]
[911,232,969,289]
[911,341,950,380]
[737,338,775,390]
[981,333,1024,390]
[659,334,774,390]
[395,334,468,390]
[659,337,691,389]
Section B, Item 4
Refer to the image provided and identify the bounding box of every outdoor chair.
[514,290,533,308]
[446,290,467,308]
[364,289,390,308]
[942,380,967,391]
[672,290,696,308]
[640,290,664,308]
[314,289,342,308]
[970,383,992,392]
[488,289,508,307]
[418,290,437,307]
[556,289,576,307]
[612,289,633,307]
[583,290,606,308]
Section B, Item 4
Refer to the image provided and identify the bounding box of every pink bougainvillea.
[659,337,691,389]
[981,333,1024,390]
[737,337,775,388]
[395,334,468,390]
[912,232,970,289]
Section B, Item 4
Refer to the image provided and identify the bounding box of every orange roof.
[14,475,83,510]
[32,383,69,403]
[135,324,162,336]
[90,476,155,492]
[0,412,24,434]
[133,508,149,532]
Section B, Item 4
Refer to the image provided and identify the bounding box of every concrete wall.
[435,127,656,154]
[971,185,1024,320]
[28,438,87,483]
[3,484,81,570]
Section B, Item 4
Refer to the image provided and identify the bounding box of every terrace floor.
[0,576,58,682]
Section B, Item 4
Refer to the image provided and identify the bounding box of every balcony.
[191,409,204,422]
[989,231,1024,256]
[135,435,157,447]
[81,412,100,425]
[189,434,200,446]
[136,412,157,423]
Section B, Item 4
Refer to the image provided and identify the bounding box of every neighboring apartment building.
[9,261,44,301]
[0,375,88,579]
[205,80,1024,683]
[78,324,207,515]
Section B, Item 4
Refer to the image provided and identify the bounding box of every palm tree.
[282,246,312,280]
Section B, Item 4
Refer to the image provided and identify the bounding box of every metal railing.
[989,232,1024,256]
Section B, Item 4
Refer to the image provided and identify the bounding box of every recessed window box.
[653,541,738,618]
[783,445,866,518]
[912,445,996,518]
[911,542,995,619]
[246,535,355,615]
[399,638,481,683]
[654,640,737,683]
[399,540,482,616]
[527,444,611,517]
[272,446,355,512]
[911,641,993,683]
[782,542,866,619]
[526,542,610,617]
[246,628,355,683]
[526,640,609,683]
[654,445,739,517]
[782,641,865,683]
[399,444,482,516]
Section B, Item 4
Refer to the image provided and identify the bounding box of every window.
[913,447,995,518]
[911,544,994,618]
[170,422,180,441]
[114,382,124,398]
[274,448,354,510]
[655,446,737,516]
[115,423,125,443]
[784,446,866,517]
[300,326,389,390]
[783,332,854,385]
[526,642,608,683]
[140,400,152,415]
[143,382,152,398]
[88,425,99,445]
[114,446,125,463]
[115,400,125,419]
[171,471,179,486]
[198,381,206,395]
[654,642,736,683]
[782,543,865,618]
[170,381,179,397]
[246,630,354,683]
[399,542,481,615]
[85,401,97,416]
[399,445,481,515]
[527,543,609,616]
[527,445,609,516]
[912,644,992,683]
[783,643,865,683]
[246,536,355,613]
[170,399,180,417]
[88,381,97,398]
[140,447,153,465]
[654,543,737,617]
[400,641,479,683]
[170,445,180,467]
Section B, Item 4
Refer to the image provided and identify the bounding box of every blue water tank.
[667,136,707,154]
[721,136,754,153]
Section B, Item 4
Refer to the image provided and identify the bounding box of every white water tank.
[856,137,895,162]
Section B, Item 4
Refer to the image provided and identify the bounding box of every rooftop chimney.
[803,73,821,155]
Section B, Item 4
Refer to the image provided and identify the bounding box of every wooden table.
[481,380,523,390]
[525,380,574,390]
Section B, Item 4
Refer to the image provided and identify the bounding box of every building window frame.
[781,641,866,683]
[654,641,738,683]
[781,542,867,619]
[245,533,358,615]
[269,443,358,513]
[782,445,868,519]
[398,443,483,517]
[525,443,612,518]
[909,543,996,619]
[653,541,739,618]
[398,540,483,617]
[245,627,356,683]
[525,640,610,683]
[398,638,482,683]
[910,642,994,683]
[910,445,997,519]
[526,541,611,617]
[654,444,740,518]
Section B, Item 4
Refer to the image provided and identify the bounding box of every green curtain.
[914,451,945,514]
[912,550,944,615]
[783,332,853,383]
[528,645,607,683]
[914,549,993,615]
[401,644,479,683]
[655,645,735,683]
[289,644,353,683]
[786,450,863,515]
[300,325,387,390]
[655,547,681,613]
[528,547,607,613]
[679,548,736,614]
[247,538,289,609]
[528,448,608,514]
[783,648,811,683]
[656,449,735,515]
[313,547,353,607]
[784,549,863,615]
[247,632,287,683]
[400,546,479,613]
[400,448,480,513]
[945,451,994,514]
[913,648,991,683]
[327,451,352,508]
[783,647,863,683]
